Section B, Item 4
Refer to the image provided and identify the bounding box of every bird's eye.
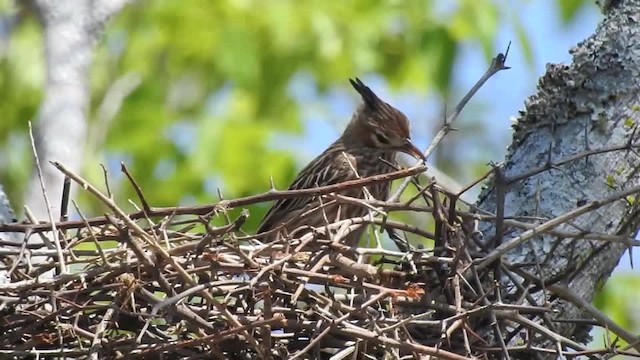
[375,132,389,145]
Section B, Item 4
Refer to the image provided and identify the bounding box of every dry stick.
[379,309,437,332]
[389,46,511,202]
[475,183,640,271]
[452,139,640,221]
[260,281,274,357]
[477,346,638,358]
[313,194,438,239]
[548,284,640,353]
[99,164,112,199]
[135,287,217,337]
[330,193,387,217]
[23,207,55,249]
[506,141,640,184]
[196,213,248,254]
[444,272,470,354]
[0,349,90,357]
[60,176,71,223]
[150,280,249,315]
[130,316,286,358]
[492,164,507,249]
[289,323,332,360]
[499,265,548,343]
[28,121,66,274]
[497,311,588,352]
[5,230,30,279]
[291,253,329,304]
[88,307,115,360]
[501,218,640,246]
[404,178,437,206]
[0,248,108,257]
[59,176,71,243]
[71,200,109,266]
[51,162,266,357]
[109,226,218,339]
[333,326,473,360]
[121,162,151,213]
[470,266,511,358]
[455,167,497,199]
[0,165,426,234]
[334,290,391,325]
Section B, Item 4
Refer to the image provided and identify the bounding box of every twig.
[548,284,640,353]
[334,326,473,360]
[121,162,151,213]
[0,165,426,234]
[506,141,640,184]
[389,46,510,202]
[60,176,71,223]
[475,183,640,271]
[28,121,66,274]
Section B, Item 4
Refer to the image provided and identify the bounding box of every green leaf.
[556,0,589,24]
[594,273,640,341]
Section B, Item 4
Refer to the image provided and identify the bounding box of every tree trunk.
[476,0,640,352]
[24,0,130,221]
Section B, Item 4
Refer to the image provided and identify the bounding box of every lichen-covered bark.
[476,0,640,351]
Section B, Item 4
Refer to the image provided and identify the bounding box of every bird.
[257,78,424,245]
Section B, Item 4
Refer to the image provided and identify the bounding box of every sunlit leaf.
[556,0,589,23]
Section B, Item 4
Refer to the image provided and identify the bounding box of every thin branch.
[548,284,640,353]
[475,183,640,271]
[28,121,66,274]
[389,46,510,202]
[0,164,426,234]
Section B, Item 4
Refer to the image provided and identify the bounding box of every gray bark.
[0,186,17,283]
[24,0,129,221]
[0,186,15,225]
[476,0,640,352]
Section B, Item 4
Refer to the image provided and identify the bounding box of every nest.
[0,161,488,359]
[0,161,634,360]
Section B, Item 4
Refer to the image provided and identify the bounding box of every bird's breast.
[341,150,397,201]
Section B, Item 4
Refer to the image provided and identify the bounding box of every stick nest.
[1,162,634,360]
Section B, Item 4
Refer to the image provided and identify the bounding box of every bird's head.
[344,78,425,161]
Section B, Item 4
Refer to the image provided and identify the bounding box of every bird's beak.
[400,139,425,162]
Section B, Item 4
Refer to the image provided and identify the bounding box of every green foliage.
[0,17,43,207]
[556,0,591,23]
[0,0,506,222]
[593,273,640,347]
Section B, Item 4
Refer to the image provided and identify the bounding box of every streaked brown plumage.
[258,78,423,244]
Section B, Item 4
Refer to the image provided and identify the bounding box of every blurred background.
[0,0,637,350]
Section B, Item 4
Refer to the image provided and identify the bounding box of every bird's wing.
[257,142,354,234]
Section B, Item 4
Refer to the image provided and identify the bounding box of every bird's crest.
[349,77,382,109]
[348,77,410,138]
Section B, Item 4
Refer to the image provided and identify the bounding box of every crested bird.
[257,78,424,244]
